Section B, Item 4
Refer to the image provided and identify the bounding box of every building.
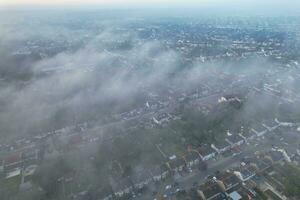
[197,171,242,200]
[262,119,280,132]
[212,141,231,154]
[233,166,256,182]
[110,177,133,198]
[228,191,242,200]
[184,151,201,168]
[3,153,23,171]
[149,164,169,182]
[131,169,152,190]
[167,157,186,173]
[240,128,257,141]
[22,148,40,165]
[250,159,271,173]
[217,171,241,191]
[266,150,285,163]
[5,168,21,179]
[251,124,268,137]
[226,134,245,148]
[197,145,217,161]
[197,180,226,200]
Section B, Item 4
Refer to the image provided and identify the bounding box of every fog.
[0,9,299,145]
[0,8,300,200]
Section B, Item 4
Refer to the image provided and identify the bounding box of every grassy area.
[253,187,268,200]
[277,164,300,198]
[160,142,186,158]
[0,175,21,196]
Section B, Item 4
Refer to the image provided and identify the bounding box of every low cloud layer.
[0,11,299,143]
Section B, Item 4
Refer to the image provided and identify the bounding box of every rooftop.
[184,151,200,162]
[217,172,240,190]
[229,191,242,200]
[197,145,216,157]
[131,169,152,183]
[4,153,22,165]
[266,150,284,162]
[110,177,133,193]
[251,124,267,133]
[199,180,223,200]
[226,134,244,144]
[213,140,231,149]
[168,157,186,169]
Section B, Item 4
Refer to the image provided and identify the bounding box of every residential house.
[6,168,21,179]
[198,171,256,200]
[197,145,217,161]
[167,157,186,173]
[250,159,271,173]
[228,191,243,200]
[197,179,227,200]
[110,177,133,198]
[233,166,256,182]
[152,113,172,126]
[211,141,231,154]
[217,171,241,191]
[22,148,40,165]
[266,150,285,163]
[131,169,152,190]
[149,164,169,182]
[226,134,245,148]
[184,151,201,168]
[3,153,23,171]
[240,129,257,141]
[262,119,280,132]
[251,124,268,137]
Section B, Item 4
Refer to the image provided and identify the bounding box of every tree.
[32,157,72,199]
[283,164,300,198]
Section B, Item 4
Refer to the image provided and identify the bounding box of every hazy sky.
[0,0,298,7]
[0,0,299,15]
[3,0,203,6]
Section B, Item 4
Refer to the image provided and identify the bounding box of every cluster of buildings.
[100,116,299,199]
[0,145,43,183]
[193,148,291,200]
[134,18,299,67]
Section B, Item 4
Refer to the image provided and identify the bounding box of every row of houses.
[0,147,42,177]
[107,164,170,199]
[205,117,282,162]
[197,171,243,200]
[105,133,246,199]
[196,148,289,200]
[103,119,283,199]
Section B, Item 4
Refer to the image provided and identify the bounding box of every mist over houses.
[0,11,300,200]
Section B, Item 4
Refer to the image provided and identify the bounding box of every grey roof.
[229,191,242,200]
[168,157,185,169]
[217,172,240,190]
[213,140,231,149]
[131,169,152,183]
[241,129,256,138]
[198,145,216,156]
[262,119,279,128]
[184,151,200,162]
[110,177,133,192]
[227,134,244,144]
[267,150,284,162]
[251,124,267,133]
[199,180,223,199]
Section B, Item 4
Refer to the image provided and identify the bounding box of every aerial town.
[0,5,300,200]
